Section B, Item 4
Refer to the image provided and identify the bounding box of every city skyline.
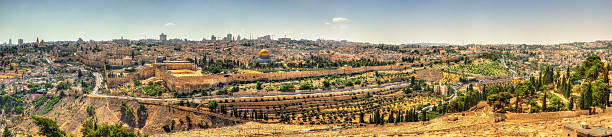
[2,0,612,45]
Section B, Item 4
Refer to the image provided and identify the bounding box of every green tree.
[120,102,135,126]
[592,79,610,107]
[298,82,314,90]
[57,81,70,90]
[230,86,239,92]
[359,113,365,123]
[86,106,95,117]
[578,82,594,110]
[322,80,331,89]
[256,82,263,90]
[279,84,296,92]
[2,125,11,137]
[487,92,512,112]
[137,104,148,128]
[568,96,574,110]
[31,116,68,137]
[133,78,141,87]
[208,101,218,112]
[81,117,137,137]
[542,92,547,112]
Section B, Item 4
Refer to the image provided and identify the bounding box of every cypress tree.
[568,97,574,110]
[542,92,547,112]
[359,113,365,123]
[585,83,593,108]
[404,109,409,122]
[387,110,394,123]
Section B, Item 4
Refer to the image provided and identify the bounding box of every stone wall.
[105,63,412,92]
[106,65,156,87]
[503,110,589,121]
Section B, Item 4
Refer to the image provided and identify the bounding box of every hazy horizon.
[2,0,612,45]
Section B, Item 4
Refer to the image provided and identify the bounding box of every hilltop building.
[253,49,275,63]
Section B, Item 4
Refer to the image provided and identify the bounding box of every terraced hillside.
[12,96,243,136]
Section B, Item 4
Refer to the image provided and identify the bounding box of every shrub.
[279,84,296,92]
[42,96,61,114]
[162,124,171,133]
[230,86,240,92]
[256,82,263,90]
[87,106,95,117]
[208,101,218,112]
[120,102,135,126]
[31,116,67,137]
[298,82,314,90]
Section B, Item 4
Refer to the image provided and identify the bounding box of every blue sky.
[1,0,612,44]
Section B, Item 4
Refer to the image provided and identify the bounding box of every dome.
[259,49,270,56]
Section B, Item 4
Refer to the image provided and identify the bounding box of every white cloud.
[325,22,330,25]
[164,22,176,27]
[332,17,348,22]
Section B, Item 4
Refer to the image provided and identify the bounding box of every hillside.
[156,104,612,137]
[12,96,242,136]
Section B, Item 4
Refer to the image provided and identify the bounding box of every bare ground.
[154,107,612,137]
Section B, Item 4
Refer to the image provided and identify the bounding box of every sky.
[1,0,612,45]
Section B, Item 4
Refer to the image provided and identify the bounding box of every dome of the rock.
[259,49,270,56]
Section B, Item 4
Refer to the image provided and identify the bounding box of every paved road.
[92,72,102,95]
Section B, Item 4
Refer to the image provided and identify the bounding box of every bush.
[56,81,70,90]
[31,116,67,137]
[42,96,61,114]
[230,86,240,92]
[298,82,314,90]
[322,80,331,89]
[133,78,141,87]
[34,96,48,107]
[208,101,218,112]
[162,124,171,133]
[256,82,263,90]
[87,106,95,117]
[279,84,296,92]
[120,102,135,126]
[216,88,229,95]
[81,117,137,137]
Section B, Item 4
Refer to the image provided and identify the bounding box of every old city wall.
[106,66,156,87]
[165,65,410,92]
[105,63,412,92]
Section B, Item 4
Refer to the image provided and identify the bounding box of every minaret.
[36,37,39,45]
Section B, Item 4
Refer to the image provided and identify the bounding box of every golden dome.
[259,49,270,56]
